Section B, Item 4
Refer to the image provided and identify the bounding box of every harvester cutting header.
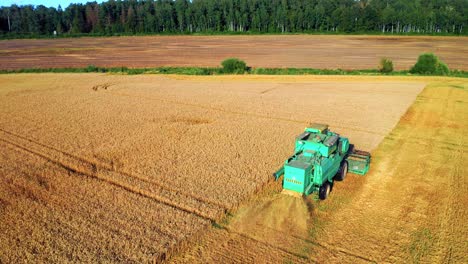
[273,123,371,200]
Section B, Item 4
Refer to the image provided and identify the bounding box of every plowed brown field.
[171,77,467,263]
[1,35,467,70]
[0,74,424,262]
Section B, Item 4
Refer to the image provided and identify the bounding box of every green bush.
[410,53,450,75]
[85,65,99,72]
[221,58,247,74]
[379,58,394,73]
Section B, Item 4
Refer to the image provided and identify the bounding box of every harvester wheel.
[319,182,331,200]
[335,161,348,181]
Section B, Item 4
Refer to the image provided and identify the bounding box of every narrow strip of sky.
[1,1,104,8]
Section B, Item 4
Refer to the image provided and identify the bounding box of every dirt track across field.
[0,74,424,262]
[171,77,467,263]
[1,35,467,70]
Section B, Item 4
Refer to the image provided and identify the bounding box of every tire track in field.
[0,137,216,221]
[0,128,228,211]
[0,140,198,263]
[313,241,377,263]
[0,129,223,222]
[0,128,228,210]
[110,91,388,137]
[247,222,371,260]
[385,134,468,153]
[224,228,310,262]
[208,226,308,263]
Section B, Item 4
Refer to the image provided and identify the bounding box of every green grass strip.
[0,66,467,78]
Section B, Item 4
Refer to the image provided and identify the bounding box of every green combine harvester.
[273,123,371,200]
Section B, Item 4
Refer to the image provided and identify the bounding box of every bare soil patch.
[1,35,467,70]
[0,74,424,262]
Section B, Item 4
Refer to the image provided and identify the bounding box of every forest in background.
[0,0,467,38]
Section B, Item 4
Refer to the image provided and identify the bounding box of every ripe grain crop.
[0,74,424,262]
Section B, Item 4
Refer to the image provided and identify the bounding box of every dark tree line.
[0,0,466,36]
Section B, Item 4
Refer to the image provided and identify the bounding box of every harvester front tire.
[335,161,348,181]
[319,182,331,200]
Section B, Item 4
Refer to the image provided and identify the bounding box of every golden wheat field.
[0,74,426,262]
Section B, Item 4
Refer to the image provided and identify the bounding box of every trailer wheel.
[319,182,331,200]
[335,161,348,181]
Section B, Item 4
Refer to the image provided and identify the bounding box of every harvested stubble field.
[0,74,425,262]
[0,35,467,70]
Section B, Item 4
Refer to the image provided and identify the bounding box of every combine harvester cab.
[273,123,371,200]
